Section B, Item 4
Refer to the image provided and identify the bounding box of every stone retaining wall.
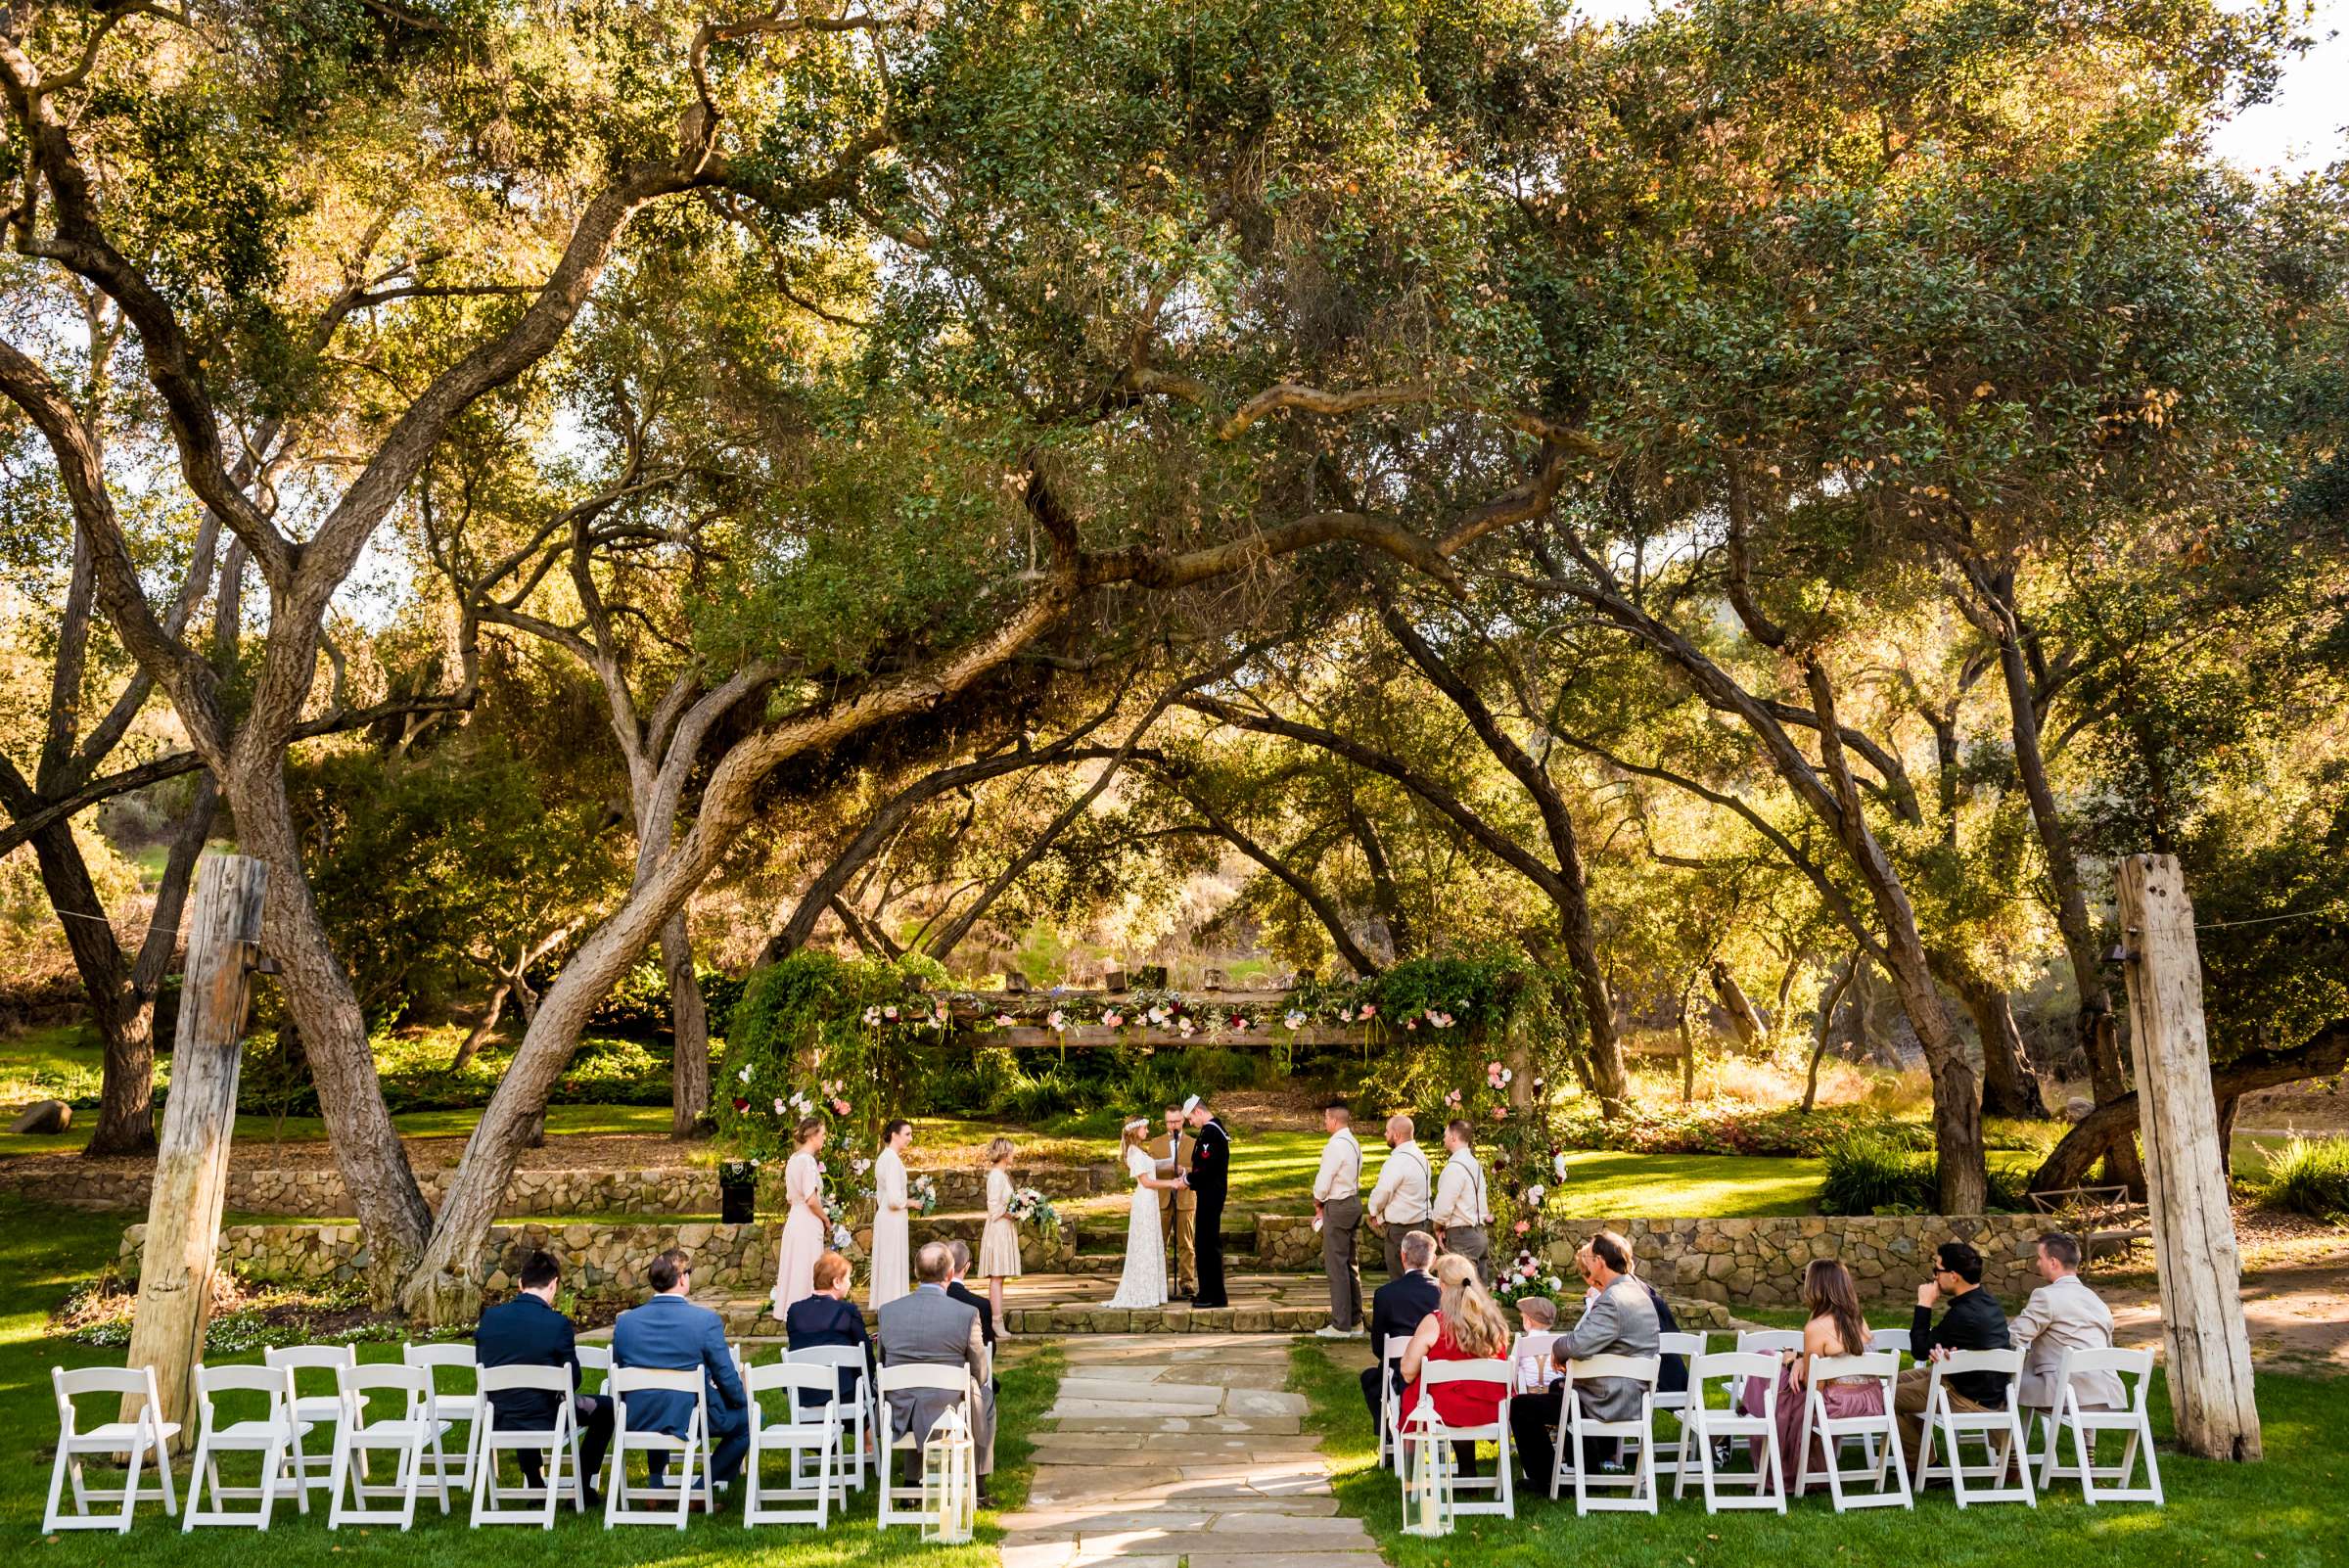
[1256,1213,2050,1307]
[21,1161,1114,1217]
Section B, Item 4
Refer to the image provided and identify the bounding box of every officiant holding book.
[1183,1094,1232,1309]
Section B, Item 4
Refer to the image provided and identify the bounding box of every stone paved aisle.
[1001,1333,1383,1568]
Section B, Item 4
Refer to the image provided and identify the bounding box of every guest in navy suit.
[1359,1229,1444,1438]
[612,1249,750,1492]
[475,1249,613,1500]
[944,1238,1000,1393]
[785,1251,874,1404]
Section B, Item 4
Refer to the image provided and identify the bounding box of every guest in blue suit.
[476,1249,614,1502]
[612,1248,750,1492]
[784,1251,874,1404]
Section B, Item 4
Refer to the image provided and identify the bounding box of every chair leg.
[41,1429,72,1533]
[117,1439,145,1534]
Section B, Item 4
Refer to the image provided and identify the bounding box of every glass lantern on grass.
[920,1405,977,1543]
[1400,1407,1456,1538]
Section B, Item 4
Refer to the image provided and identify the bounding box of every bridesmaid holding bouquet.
[771,1117,830,1315]
[868,1118,914,1310]
[975,1136,1022,1324]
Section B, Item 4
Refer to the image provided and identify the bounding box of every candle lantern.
[1400,1407,1456,1538]
[920,1405,977,1543]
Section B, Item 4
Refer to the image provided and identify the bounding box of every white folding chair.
[327,1361,453,1529]
[605,1366,713,1528]
[745,1363,842,1525]
[1375,1333,1412,1469]
[2036,1347,2163,1505]
[1870,1326,1913,1363]
[785,1345,876,1493]
[266,1344,367,1497]
[1736,1329,1805,1356]
[576,1343,613,1397]
[1557,1354,1658,1514]
[1648,1330,1706,1478]
[403,1342,480,1490]
[1917,1348,2035,1507]
[1794,1352,1910,1510]
[1395,1360,1514,1517]
[470,1364,586,1528]
[43,1364,179,1533]
[182,1362,311,1529]
[876,1365,976,1530]
[1674,1351,1785,1513]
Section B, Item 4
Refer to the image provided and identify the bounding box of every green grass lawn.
[3,1195,1058,1560]
[1,1103,679,1161]
[1290,1337,2347,1568]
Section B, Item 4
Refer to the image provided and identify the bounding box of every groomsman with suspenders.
[1433,1118,1493,1284]
[1312,1099,1365,1337]
[1365,1113,1434,1281]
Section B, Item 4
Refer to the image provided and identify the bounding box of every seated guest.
[2010,1231,2122,1418]
[877,1240,995,1505]
[1739,1258,1882,1476]
[475,1249,613,1505]
[784,1250,874,1405]
[944,1238,999,1392]
[612,1248,750,1496]
[1895,1239,2011,1476]
[1511,1297,1560,1394]
[1512,1230,1659,1489]
[1359,1228,1442,1437]
[1396,1254,1512,1477]
[1613,1232,1688,1398]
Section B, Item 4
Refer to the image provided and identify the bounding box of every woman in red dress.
[1397,1254,1513,1475]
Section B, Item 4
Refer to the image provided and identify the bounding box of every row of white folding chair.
[183,1352,451,1530]
[1394,1358,1515,1520]
[43,1364,180,1534]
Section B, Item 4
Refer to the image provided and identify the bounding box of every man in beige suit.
[2010,1230,2123,1417]
[1153,1104,1198,1299]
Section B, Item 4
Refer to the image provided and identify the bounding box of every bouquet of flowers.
[910,1174,940,1216]
[1490,1250,1567,1310]
[1006,1186,1061,1236]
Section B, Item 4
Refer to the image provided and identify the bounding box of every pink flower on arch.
[1359,1003,1377,1019]
[1444,1088,1462,1108]
[832,1097,852,1116]
[1513,1219,1532,1235]
[994,1014,1017,1028]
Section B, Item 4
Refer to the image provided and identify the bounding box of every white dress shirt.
[1366,1138,1433,1224]
[1432,1148,1490,1228]
[1313,1128,1363,1203]
[2010,1272,2123,1410]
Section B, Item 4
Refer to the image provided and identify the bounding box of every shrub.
[2257,1136,2349,1221]
[1819,1131,2029,1215]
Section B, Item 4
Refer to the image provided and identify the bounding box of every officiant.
[1152,1104,1198,1301]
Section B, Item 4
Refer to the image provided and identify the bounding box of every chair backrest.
[1735,1329,1804,1356]
[1566,1354,1661,1387]
[1421,1357,1514,1391]
[750,1362,841,1406]
[1690,1349,1780,1391]
[52,1364,161,1430]
[612,1366,704,1396]
[785,1345,870,1393]
[340,1360,430,1423]
[267,1343,356,1399]
[403,1342,476,1371]
[575,1343,612,1394]
[1868,1326,1912,1357]
[1808,1351,1900,1388]
[1382,1333,1413,1368]
[2056,1344,2154,1411]
[1657,1330,1707,1359]
[878,1365,970,1399]
[196,1362,297,1406]
[478,1363,575,1402]
[1927,1347,2021,1412]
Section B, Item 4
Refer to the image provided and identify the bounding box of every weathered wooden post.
[121,853,269,1440]
[2114,853,2261,1460]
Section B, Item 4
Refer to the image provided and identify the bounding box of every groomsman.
[1152,1105,1198,1300]
[1433,1119,1492,1283]
[1366,1113,1434,1281]
[1312,1098,1365,1338]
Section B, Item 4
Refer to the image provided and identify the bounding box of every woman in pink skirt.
[1743,1258,1884,1480]
[771,1117,830,1316]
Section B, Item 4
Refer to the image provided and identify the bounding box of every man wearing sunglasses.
[1894,1239,2012,1478]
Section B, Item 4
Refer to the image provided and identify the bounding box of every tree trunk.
[1803,952,1862,1113]
[664,909,710,1138]
[1710,959,1769,1049]
[1958,973,2050,1120]
[1343,799,1413,960]
[450,980,509,1072]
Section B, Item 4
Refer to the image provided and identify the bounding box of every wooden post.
[2114,853,2261,1460]
[121,853,268,1440]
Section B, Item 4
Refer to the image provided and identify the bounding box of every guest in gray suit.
[877,1240,995,1503]
[1511,1230,1659,1489]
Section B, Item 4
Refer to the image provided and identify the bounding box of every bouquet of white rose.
[1006,1186,1061,1236]
[910,1174,940,1216]
[1490,1251,1566,1309]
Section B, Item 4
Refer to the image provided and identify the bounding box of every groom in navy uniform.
[1183,1094,1232,1309]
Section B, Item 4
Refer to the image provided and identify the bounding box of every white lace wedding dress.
[1105,1140,1168,1309]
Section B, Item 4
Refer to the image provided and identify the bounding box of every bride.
[1106,1116,1187,1308]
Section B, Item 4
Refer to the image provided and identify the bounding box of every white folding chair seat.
[182,1362,311,1529]
[746,1363,843,1525]
[471,1363,586,1528]
[1917,1348,2035,1507]
[1374,1333,1411,1469]
[2035,1347,2163,1504]
[877,1364,976,1530]
[1794,1352,1910,1510]
[327,1360,453,1529]
[1393,1359,1514,1518]
[403,1342,481,1489]
[785,1345,877,1493]
[1556,1354,1658,1514]
[266,1345,369,1496]
[1647,1330,1706,1477]
[1673,1350,1785,1512]
[605,1366,714,1528]
[43,1364,179,1533]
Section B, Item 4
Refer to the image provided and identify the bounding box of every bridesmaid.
[975,1136,1022,1326]
[771,1116,829,1316]
[868,1118,914,1311]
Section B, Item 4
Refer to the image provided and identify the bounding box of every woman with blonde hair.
[1105,1117,1186,1309]
[1396,1253,1512,1475]
[976,1135,1022,1323]
[771,1116,830,1315]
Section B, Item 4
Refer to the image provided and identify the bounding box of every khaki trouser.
[1379,1219,1430,1281]
[1440,1225,1490,1284]
[1894,1365,1987,1478]
[1321,1195,1363,1330]
[1160,1189,1197,1295]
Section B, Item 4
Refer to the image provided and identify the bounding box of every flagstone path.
[999,1333,1385,1568]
